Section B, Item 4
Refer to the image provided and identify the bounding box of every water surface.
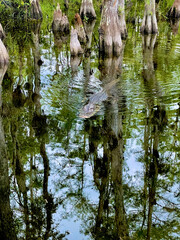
[0,18,179,240]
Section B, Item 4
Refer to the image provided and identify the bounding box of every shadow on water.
[0,14,179,240]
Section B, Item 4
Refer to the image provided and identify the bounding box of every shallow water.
[0,18,180,240]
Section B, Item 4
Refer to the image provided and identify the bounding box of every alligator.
[79,79,118,119]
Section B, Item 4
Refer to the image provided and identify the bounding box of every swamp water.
[0,18,179,240]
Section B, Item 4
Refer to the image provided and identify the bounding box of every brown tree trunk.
[99,0,122,57]
[168,0,180,18]
[118,0,127,39]
[140,0,158,34]
[80,0,96,21]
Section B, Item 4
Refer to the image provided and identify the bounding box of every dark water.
[0,18,180,240]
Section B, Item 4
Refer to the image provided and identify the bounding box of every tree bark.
[99,0,122,57]
[140,0,158,34]
[80,0,96,21]
[168,0,180,18]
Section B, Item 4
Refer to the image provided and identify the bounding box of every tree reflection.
[86,48,129,239]
[0,22,60,240]
[0,65,17,240]
[137,34,179,240]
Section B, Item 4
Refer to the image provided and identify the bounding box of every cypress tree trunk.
[140,0,158,34]
[99,0,122,57]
